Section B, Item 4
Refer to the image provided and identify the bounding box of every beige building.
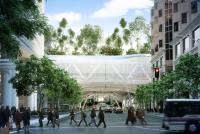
[151,0,200,79]
[172,14,200,69]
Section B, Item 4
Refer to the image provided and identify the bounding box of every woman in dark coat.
[22,108,30,134]
[15,110,22,132]
[69,109,77,125]
[126,106,136,125]
[97,107,106,128]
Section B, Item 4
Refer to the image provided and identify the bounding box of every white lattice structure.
[48,54,152,103]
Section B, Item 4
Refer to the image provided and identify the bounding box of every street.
[10,112,185,134]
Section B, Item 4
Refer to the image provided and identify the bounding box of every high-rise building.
[151,0,200,79]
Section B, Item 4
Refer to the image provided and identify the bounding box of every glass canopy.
[48,54,152,95]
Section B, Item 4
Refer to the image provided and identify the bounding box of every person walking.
[0,106,6,128]
[38,109,44,127]
[136,108,147,125]
[126,106,136,126]
[22,108,31,134]
[46,109,53,126]
[69,109,77,125]
[97,107,106,128]
[15,109,22,132]
[88,108,97,126]
[77,109,87,126]
[52,109,59,128]
[5,106,11,128]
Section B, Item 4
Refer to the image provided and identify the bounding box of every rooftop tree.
[77,24,102,55]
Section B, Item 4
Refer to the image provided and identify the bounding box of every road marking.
[9,125,167,133]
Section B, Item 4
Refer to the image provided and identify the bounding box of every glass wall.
[175,43,181,58]
[192,26,200,47]
[183,36,190,53]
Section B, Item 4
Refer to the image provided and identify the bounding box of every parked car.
[114,107,123,114]
[105,106,113,113]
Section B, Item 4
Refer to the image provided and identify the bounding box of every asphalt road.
[10,112,185,134]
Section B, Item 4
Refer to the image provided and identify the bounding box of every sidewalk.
[146,112,164,119]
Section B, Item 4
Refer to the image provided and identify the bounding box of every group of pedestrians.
[126,106,147,126]
[0,105,31,134]
[69,107,106,128]
[1,105,146,133]
[45,108,60,128]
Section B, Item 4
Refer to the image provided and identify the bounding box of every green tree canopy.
[175,54,200,97]
[0,0,49,59]
[129,16,150,51]
[10,55,83,109]
[77,24,102,55]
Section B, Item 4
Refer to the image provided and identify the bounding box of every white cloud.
[92,0,153,18]
[47,12,82,26]
[134,10,143,15]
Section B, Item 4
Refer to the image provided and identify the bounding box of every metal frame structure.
[48,54,152,108]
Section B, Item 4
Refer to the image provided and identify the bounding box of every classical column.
[28,92,37,111]
[12,89,18,108]
[2,70,13,107]
[11,69,18,108]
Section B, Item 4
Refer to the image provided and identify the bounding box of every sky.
[45,0,153,39]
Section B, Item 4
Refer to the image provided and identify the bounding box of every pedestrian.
[78,109,87,126]
[136,108,147,125]
[46,109,53,126]
[88,108,97,126]
[15,109,22,132]
[126,106,136,125]
[5,106,11,128]
[97,107,106,128]
[52,109,60,128]
[69,109,77,125]
[0,105,6,128]
[38,109,44,127]
[22,107,31,134]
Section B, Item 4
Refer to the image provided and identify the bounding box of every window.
[155,44,158,52]
[174,22,179,32]
[159,40,163,48]
[160,57,163,67]
[165,32,173,43]
[192,26,200,47]
[175,43,181,58]
[182,13,187,24]
[159,24,162,32]
[166,44,173,60]
[151,49,154,55]
[181,0,185,3]
[155,2,158,9]
[174,3,178,13]
[183,36,190,53]
[151,9,154,16]
[191,1,198,14]
[159,9,162,17]
[156,61,159,67]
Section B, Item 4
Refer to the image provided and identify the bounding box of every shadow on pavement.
[160,130,185,134]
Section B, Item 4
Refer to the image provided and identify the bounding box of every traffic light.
[154,67,159,79]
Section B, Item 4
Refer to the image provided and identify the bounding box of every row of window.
[152,0,198,17]
[158,12,187,33]
[174,1,198,14]
[175,26,200,58]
